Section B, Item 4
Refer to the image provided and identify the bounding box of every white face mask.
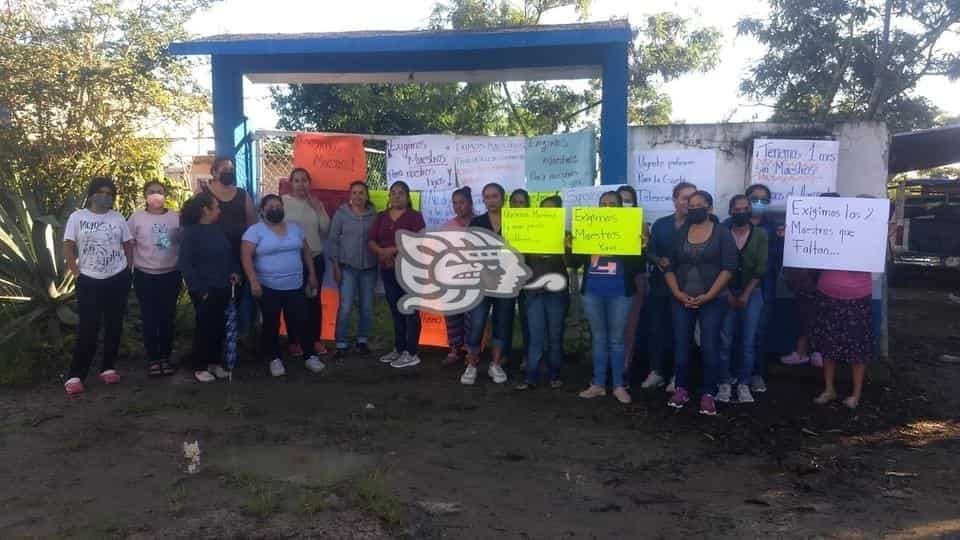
[146,193,165,210]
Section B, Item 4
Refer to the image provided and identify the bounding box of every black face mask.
[219,171,236,186]
[265,208,284,224]
[731,212,752,226]
[688,207,708,224]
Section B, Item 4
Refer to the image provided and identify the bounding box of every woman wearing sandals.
[810,193,874,409]
[178,192,240,383]
[128,181,181,377]
[62,177,134,395]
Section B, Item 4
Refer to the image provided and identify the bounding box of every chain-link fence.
[253,129,387,197]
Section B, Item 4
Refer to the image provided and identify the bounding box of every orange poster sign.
[418,311,448,348]
[292,134,367,190]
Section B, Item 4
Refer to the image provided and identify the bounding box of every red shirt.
[369,209,426,268]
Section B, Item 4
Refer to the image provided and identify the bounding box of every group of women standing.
[61,164,875,411]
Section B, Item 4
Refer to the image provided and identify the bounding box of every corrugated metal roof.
[890,124,960,174]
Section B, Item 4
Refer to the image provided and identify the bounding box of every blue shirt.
[242,222,305,291]
[584,256,626,297]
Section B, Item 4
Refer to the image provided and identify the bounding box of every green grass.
[169,485,188,515]
[350,469,403,526]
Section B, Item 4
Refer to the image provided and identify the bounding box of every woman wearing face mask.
[328,181,379,360]
[369,181,426,369]
[463,182,514,386]
[178,192,241,382]
[62,177,134,395]
[282,168,331,356]
[127,181,181,377]
[664,190,737,416]
[509,188,532,370]
[642,182,697,393]
[441,186,475,365]
[241,195,323,377]
[576,191,646,404]
[744,183,783,393]
[717,195,768,405]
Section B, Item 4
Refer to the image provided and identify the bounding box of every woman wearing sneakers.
[664,190,737,416]
[282,168,331,356]
[462,182,514,385]
[241,195,325,377]
[369,181,426,369]
[128,181,181,377]
[440,186,475,365]
[62,177,134,395]
[576,191,646,404]
[178,192,240,382]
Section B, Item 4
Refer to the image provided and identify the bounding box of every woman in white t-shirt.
[127,181,181,377]
[62,177,134,395]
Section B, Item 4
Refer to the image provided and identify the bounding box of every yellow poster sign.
[571,207,643,255]
[502,208,566,254]
[369,190,422,211]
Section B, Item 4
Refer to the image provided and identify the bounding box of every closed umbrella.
[224,283,238,382]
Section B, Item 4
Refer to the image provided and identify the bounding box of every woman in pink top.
[127,181,181,377]
[441,186,475,364]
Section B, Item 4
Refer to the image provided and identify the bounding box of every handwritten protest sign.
[386,135,456,190]
[751,139,839,204]
[368,190,422,212]
[501,208,565,254]
[783,196,889,273]
[572,207,643,255]
[292,134,366,190]
[525,130,596,191]
[629,149,715,213]
[455,136,526,192]
[560,186,605,228]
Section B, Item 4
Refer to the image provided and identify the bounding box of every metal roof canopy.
[889,123,960,174]
[169,21,633,194]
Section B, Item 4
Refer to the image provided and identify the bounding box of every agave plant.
[0,183,79,344]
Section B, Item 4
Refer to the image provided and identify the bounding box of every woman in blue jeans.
[577,191,646,405]
[327,181,378,360]
[463,182,514,386]
[369,181,426,369]
[515,195,569,390]
[717,195,768,405]
[664,190,737,416]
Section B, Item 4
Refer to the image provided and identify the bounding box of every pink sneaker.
[810,352,824,368]
[64,378,85,395]
[289,343,304,358]
[314,342,329,355]
[699,394,718,416]
[668,387,690,409]
[780,352,810,365]
[99,370,121,385]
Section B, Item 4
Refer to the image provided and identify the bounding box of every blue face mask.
[750,200,769,216]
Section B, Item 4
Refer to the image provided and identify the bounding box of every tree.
[739,0,960,133]
[0,0,213,214]
[273,1,722,135]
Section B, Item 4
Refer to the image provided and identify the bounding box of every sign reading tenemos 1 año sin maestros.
[750,139,839,205]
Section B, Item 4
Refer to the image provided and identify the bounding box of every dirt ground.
[1,278,959,539]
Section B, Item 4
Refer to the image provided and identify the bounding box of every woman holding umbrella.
[178,192,241,382]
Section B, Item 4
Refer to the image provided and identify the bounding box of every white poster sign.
[561,186,607,229]
[455,136,526,192]
[783,196,890,273]
[420,188,486,231]
[751,139,839,205]
[386,135,456,190]
[629,149,716,213]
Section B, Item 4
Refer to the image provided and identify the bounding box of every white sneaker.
[305,356,326,373]
[269,358,286,377]
[209,365,230,379]
[665,376,677,394]
[640,371,665,389]
[390,352,421,369]
[194,370,216,383]
[379,350,401,364]
[751,375,767,393]
[737,383,755,403]
[460,365,477,385]
[488,363,507,384]
[716,383,732,403]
